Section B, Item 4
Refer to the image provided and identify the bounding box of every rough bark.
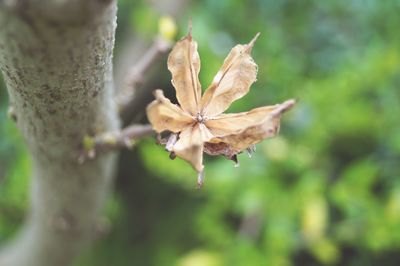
[0,1,119,265]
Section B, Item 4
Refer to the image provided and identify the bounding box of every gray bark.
[0,1,119,265]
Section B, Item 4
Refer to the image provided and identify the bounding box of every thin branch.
[79,124,154,163]
[116,36,172,114]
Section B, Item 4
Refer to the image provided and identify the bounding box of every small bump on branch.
[78,124,154,163]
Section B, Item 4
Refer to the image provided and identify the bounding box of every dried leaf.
[203,141,237,160]
[167,30,202,115]
[208,116,280,153]
[146,90,194,133]
[208,100,295,152]
[172,124,204,172]
[146,28,295,187]
[200,33,259,117]
[205,105,278,136]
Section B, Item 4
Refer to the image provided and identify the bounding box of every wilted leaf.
[200,33,259,117]
[146,28,295,187]
[172,124,204,172]
[147,90,193,133]
[167,28,202,115]
[207,100,295,152]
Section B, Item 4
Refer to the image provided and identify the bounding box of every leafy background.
[1,0,400,265]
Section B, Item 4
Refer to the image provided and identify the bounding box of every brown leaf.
[146,28,296,187]
[203,141,237,160]
[172,124,204,172]
[205,105,278,136]
[200,33,260,117]
[146,90,194,133]
[167,30,202,115]
[206,99,296,153]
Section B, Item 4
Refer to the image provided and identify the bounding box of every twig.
[79,124,154,163]
[116,36,172,114]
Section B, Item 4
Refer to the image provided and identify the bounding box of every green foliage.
[0,88,30,242]
[0,152,30,241]
[1,0,400,265]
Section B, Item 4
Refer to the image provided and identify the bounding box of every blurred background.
[1,0,400,265]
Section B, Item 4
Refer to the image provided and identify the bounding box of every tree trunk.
[0,1,119,265]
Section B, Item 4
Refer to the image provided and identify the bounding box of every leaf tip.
[252,32,261,43]
[272,99,296,117]
[186,18,193,40]
[246,32,261,51]
[282,99,297,110]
